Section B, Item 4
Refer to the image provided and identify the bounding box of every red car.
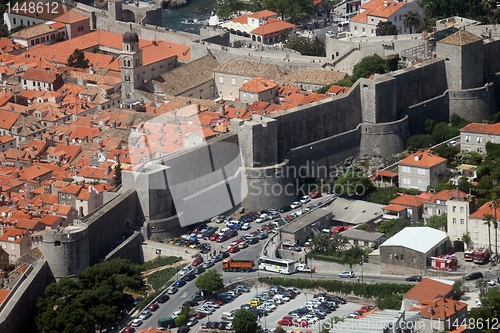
[216,234,230,243]
[296,320,309,327]
[124,326,136,333]
[237,237,246,244]
[195,311,207,319]
[262,224,270,231]
[228,245,240,253]
[148,303,159,311]
[310,191,322,199]
[209,233,219,241]
[192,256,204,266]
[278,318,293,326]
[208,298,224,306]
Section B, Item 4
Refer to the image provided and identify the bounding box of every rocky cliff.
[164,0,188,8]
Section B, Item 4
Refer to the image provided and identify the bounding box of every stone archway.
[252,35,256,41]
[257,36,262,43]
[122,9,135,22]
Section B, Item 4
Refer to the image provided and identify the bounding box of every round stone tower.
[38,224,89,278]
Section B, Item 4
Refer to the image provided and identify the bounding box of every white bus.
[258,256,296,274]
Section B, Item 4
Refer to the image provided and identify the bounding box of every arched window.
[127,60,131,67]
[126,45,129,51]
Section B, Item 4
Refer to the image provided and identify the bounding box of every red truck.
[431,254,458,271]
[222,258,254,272]
[473,247,491,264]
[464,248,474,261]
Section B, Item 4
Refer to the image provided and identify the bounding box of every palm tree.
[491,8,500,24]
[483,213,494,255]
[482,0,497,13]
[403,11,422,34]
[422,2,437,18]
[309,36,326,57]
[489,195,500,261]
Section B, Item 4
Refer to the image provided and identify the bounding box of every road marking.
[236,277,243,280]
[181,292,187,298]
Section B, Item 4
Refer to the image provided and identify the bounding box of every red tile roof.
[248,10,277,19]
[461,122,500,135]
[398,150,447,168]
[59,183,83,195]
[240,77,278,93]
[426,189,468,203]
[40,214,62,227]
[390,194,424,207]
[0,290,10,305]
[375,169,398,178]
[352,0,405,23]
[0,111,20,130]
[470,201,500,219]
[0,227,25,243]
[409,297,467,320]
[251,18,296,36]
[21,68,58,82]
[19,165,52,181]
[382,203,407,212]
[404,278,453,301]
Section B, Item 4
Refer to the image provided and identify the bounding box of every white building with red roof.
[220,10,295,44]
[239,78,279,104]
[460,122,500,154]
[11,22,66,48]
[349,0,423,37]
[398,150,447,191]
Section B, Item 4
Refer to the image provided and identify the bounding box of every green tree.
[427,213,447,231]
[461,232,471,248]
[175,314,187,327]
[379,218,411,237]
[451,279,465,300]
[450,113,469,128]
[350,55,390,83]
[341,246,365,266]
[334,170,374,198]
[195,269,224,293]
[36,259,144,333]
[309,36,326,57]
[213,0,245,18]
[67,49,89,69]
[407,134,433,151]
[232,308,258,333]
[403,10,422,34]
[424,119,435,134]
[320,0,340,18]
[433,143,459,161]
[375,21,398,36]
[113,160,122,187]
[483,213,494,254]
[469,287,500,333]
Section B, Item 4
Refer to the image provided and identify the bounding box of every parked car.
[175,279,187,287]
[192,256,204,266]
[138,310,152,320]
[310,191,322,199]
[203,260,215,269]
[148,303,159,311]
[179,265,192,277]
[405,275,422,282]
[157,293,170,303]
[193,266,206,275]
[195,311,207,319]
[290,202,302,209]
[241,223,251,230]
[131,319,143,327]
[465,272,483,280]
[256,233,268,240]
[123,326,136,333]
[280,205,292,213]
[186,317,198,327]
[300,196,311,204]
[339,271,355,278]
[167,286,178,294]
[228,245,240,253]
[184,272,196,281]
[255,214,270,223]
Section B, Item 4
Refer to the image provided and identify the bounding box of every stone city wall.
[105,231,144,264]
[448,84,497,122]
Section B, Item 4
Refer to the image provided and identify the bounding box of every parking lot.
[187,284,365,332]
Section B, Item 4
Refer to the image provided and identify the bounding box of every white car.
[204,301,220,308]
[131,319,143,327]
[303,315,319,323]
[290,201,302,209]
[476,298,482,306]
[289,313,300,318]
[138,310,152,320]
[196,307,213,314]
[255,214,270,223]
[167,286,178,294]
[226,322,233,330]
[172,310,181,318]
[241,223,251,230]
[263,302,276,310]
[179,265,191,276]
[487,279,496,286]
[300,196,311,204]
[288,287,301,294]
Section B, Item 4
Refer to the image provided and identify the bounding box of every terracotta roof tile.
[251,19,295,35]
[398,150,447,168]
[460,122,500,134]
[409,297,467,320]
[426,189,467,203]
[21,68,58,82]
[240,77,278,93]
[231,14,251,24]
[404,278,453,301]
[248,10,277,18]
[0,227,25,243]
[0,111,20,130]
[11,23,58,40]
[59,183,83,195]
[470,201,500,219]
[382,203,407,212]
[0,290,10,305]
[390,194,424,207]
[19,165,52,181]
[439,30,482,46]
[214,59,288,79]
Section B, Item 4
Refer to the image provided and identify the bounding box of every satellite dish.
[97,152,107,162]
